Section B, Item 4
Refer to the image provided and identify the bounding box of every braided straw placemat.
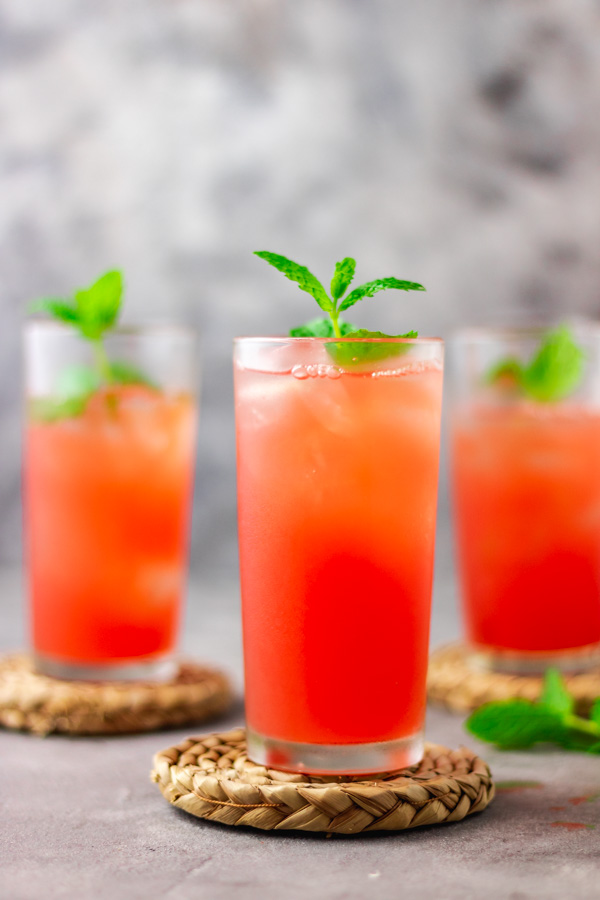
[428,643,600,715]
[0,653,232,736]
[151,727,494,834]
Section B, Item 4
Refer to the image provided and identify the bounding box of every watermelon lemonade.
[235,337,443,773]
[451,326,600,672]
[26,382,196,677]
[25,277,197,680]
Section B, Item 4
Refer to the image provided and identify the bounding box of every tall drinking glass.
[24,322,198,680]
[234,336,444,774]
[451,326,600,673]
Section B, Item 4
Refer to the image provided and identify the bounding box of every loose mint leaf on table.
[466,699,566,749]
[488,326,585,403]
[540,667,575,716]
[30,269,155,422]
[255,251,424,362]
[466,669,600,753]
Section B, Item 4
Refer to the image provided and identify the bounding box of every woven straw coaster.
[151,727,494,834]
[0,653,232,736]
[428,643,600,715]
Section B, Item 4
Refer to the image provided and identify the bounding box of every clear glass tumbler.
[234,336,444,774]
[451,325,600,674]
[24,322,198,680]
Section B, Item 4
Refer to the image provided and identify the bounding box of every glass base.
[33,652,177,682]
[246,728,424,776]
[466,642,600,676]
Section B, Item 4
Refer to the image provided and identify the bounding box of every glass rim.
[233,335,443,345]
[24,319,197,340]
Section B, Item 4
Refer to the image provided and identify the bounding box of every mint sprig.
[466,669,600,753]
[254,251,424,363]
[31,270,155,422]
[289,318,358,338]
[488,326,585,403]
[35,270,123,342]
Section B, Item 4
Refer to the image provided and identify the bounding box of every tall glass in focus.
[25,323,198,680]
[451,326,600,673]
[235,336,443,774]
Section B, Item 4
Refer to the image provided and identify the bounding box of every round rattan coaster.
[151,727,494,834]
[0,653,232,736]
[428,643,600,715]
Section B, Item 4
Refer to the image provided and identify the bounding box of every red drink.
[25,323,197,680]
[235,337,443,773]
[452,404,600,660]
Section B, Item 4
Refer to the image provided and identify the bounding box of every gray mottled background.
[2,0,600,583]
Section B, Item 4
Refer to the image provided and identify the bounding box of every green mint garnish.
[488,326,585,403]
[29,395,93,424]
[107,361,157,388]
[254,251,424,364]
[253,252,333,315]
[289,318,357,338]
[466,669,600,753]
[31,270,155,422]
[327,329,419,367]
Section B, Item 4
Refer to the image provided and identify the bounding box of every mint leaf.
[486,358,523,388]
[31,299,80,325]
[30,269,156,417]
[32,270,123,342]
[338,277,425,313]
[466,700,565,749]
[254,252,332,313]
[326,329,418,367]
[466,672,600,754]
[330,257,356,301]
[290,318,357,338]
[109,361,158,389]
[56,365,102,399]
[522,326,585,402]
[489,327,585,403]
[74,270,123,340]
[541,669,574,716]
[29,393,92,424]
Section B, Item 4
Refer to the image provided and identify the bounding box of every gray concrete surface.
[1,565,599,900]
